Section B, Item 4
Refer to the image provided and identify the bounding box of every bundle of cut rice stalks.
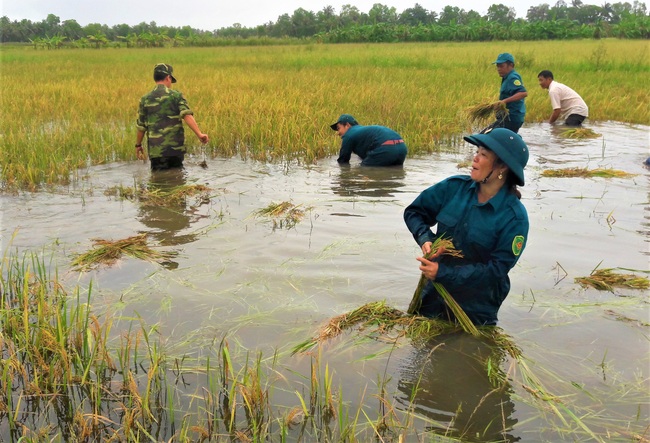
[465,101,508,125]
[560,127,600,139]
[407,237,480,336]
[71,233,176,272]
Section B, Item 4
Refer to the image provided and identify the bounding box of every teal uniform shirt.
[337,125,407,166]
[499,70,526,123]
[404,175,529,325]
[136,84,193,159]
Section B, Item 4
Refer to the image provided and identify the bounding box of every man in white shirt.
[537,70,589,126]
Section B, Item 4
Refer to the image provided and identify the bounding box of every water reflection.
[331,165,406,198]
[395,332,519,442]
[137,168,209,269]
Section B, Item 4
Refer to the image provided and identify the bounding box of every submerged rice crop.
[292,300,606,441]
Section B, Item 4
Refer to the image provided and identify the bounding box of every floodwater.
[1,121,649,441]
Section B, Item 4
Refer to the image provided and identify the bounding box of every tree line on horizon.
[1,0,648,47]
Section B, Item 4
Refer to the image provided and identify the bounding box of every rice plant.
[541,167,635,178]
[70,233,177,271]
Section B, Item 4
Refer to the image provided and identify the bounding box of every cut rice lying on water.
[541,167,635,178]
[560,127,600,139]
[71,233,177,271]
[575,268,649,291]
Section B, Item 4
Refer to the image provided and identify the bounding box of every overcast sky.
[2,0,587,30]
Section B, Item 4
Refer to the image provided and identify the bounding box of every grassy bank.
[1,40,648,190]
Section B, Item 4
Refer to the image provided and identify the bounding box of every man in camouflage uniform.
[135,63,209,170]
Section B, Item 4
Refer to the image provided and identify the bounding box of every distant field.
[1,40,648,189]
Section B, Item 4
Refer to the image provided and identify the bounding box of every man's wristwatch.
[135,144,142,148]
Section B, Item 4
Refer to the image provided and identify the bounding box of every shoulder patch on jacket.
[512,235,525,256]
[513,79,522,86]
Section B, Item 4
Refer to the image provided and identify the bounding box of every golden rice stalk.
[71,233,176,272]
[541,168,635,178]
[139,184,212,206]
[465,101,508,124]
[560,128,600,139]
[575,268,649,291]
[105,184,212,205]
[291,301,459,354]
[254,201,309,229]
[406,237,479,336]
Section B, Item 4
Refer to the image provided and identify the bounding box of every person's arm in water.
[337,135,354,164]
[183,114,209,144]
[548,108,562,124]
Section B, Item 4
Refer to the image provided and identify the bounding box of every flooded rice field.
[1,121,649,441]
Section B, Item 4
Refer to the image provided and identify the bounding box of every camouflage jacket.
[136,84,193,158]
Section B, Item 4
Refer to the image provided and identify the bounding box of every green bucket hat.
[330,114,359,130]
[463,128,529,186]
[154,63,177,83]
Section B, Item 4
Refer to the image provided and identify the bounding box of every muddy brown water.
[1,122,648,441]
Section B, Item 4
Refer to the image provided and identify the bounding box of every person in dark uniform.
[330,114,407,166]
[485,53,527,134]
[404,128,529,325]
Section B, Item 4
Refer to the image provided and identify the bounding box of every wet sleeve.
[403,181,448,246]
[337,137,353,164]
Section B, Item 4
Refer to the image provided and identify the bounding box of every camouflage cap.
[154,63,177,83]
